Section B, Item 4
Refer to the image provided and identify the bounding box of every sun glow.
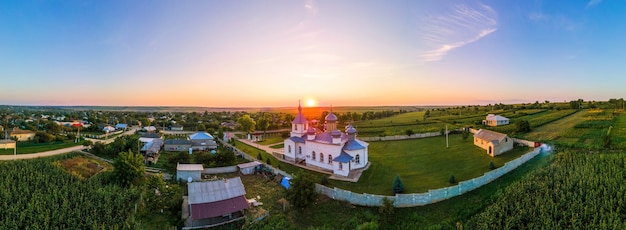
[306,98,317,107]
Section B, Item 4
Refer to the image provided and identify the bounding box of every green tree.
[113,150,145,187]
[515,120,531,133]
[449,174,457,184]
[489,161,496,170]
[266,157,271,165]
[237,114,256,134]
[461,131,470,140]
[393,176,405,194]
[256,113,271,134]
[405,129,414,136]
[379,197,395,224]
[286,170,317,208]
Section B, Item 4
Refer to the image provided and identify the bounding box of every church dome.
[346,125,357,134]
[307,127,316,134]
[325,112,338,122]
[331,129,342,137]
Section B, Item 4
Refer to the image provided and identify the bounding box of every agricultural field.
[466,151,626,229]
[0,153,141,229]
[521,109,612,149]
[611,113,626,149]
[488,109,578,134]
[53,155,112,179]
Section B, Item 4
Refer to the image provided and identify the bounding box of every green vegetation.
[392,176,405,194]
[113,150,145,187]
[255,135,285,146]
[466,151,626,229]
[0,153,141,229]
[0,141,81,155]
[329,135,528,194]
[286,170,317,208]
[53,155,111,179]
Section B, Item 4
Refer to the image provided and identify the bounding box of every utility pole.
[445,125,449,148]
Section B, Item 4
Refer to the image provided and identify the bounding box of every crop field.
[488,109,577,134]
[611,112,626,149]
[355,111,425,127]
[53,155,112,180]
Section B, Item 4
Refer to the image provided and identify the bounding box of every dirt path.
[0,145,87,161]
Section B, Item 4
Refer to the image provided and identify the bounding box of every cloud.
[304,0,318,15]
[586,0,602,8]
[417,2,498,62]
[528,12,548,22]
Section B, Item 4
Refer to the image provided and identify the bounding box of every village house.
[483,114,510,126]
[140,138,163,164]
[473,129,513,157]
[189,132,217,151]
[115,123,128,130]
[283,103,369,177]
[176,163,204,182]
[164,139,192,151]
[102,125,116,133]
[185,177,249,227]
[9,128,35,142]
[170,124,184,131]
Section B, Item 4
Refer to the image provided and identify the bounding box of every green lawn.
[355,111,425,127]
[255,135,285,146]
[237,135,529,195]
[0,141,81,155]
[269,143,284,149]
[328,135,528,195]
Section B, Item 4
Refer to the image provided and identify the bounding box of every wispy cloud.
[418,2,498,62]
[304,0,318,15]
[528,12,548,22]
[586,0,602,8]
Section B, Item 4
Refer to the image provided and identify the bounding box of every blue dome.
[325,112,338,122]
[331,129,342,137]
[346,125,357,134]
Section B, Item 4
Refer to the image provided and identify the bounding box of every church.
[283,103,369,177]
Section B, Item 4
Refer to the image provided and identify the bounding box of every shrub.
[489,161,496,170]
[320,175,329,185]
[393,176,405,194]
[449,174,457,184]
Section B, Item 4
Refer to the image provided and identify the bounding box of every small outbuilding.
[177,163,204,182]
[473,129,513,157]
[186,177,249,227]
[237,161,262,175]
[483,114,510,127]
[0,140,16,149]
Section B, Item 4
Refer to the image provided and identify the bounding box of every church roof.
[312,132,347,144]
[293,103,307,124]
[331,129,342,137]
[325,111,338,122]
[333,151,353,163]
[289,136,306,143]
[307,127,316,134]
[346,125,357,134]
[343,139,366,151]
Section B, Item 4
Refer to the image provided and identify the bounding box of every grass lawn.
[328,134,528,195]
[255,135,285,146]
[0,141,81,155]
[269,143,284,149]
[237,135,529,195]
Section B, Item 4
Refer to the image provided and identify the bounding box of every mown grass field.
[0,141,81,155]
[237,135,529,195]
[255,135,285,146]
[328,135,528,195]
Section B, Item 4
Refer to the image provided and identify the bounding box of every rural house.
[9,128,35,142]
[140,138,163,164]
[164,139,192,151]
[483,114,510,126]
[115,123,128,130]
[185,177,249,227]
[177,163,204,182]
[189,132,217,151]
[473,129,513,157]
[170,124,184,131]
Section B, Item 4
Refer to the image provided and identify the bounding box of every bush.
[461,131,470,140]
[515,120,531,133]
[489,161,496,170]
[449,174,457,184]
[320,175,329,185]
[393,176,405,194]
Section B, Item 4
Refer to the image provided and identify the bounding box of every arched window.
[328,154,332,164]
[339,162,343,170]
[320,153,324,163]
[355,154,360,164]
[298,146,302,154]
[312,151,316,160]
[288,145,291,153]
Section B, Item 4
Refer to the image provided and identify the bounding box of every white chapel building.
[283,103,369,177]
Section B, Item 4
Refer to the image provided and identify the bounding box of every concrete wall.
[315,144,546,207]
[203,166,238,174]
[359,130,461,142]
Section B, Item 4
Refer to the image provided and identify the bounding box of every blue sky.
[0,0,624,107]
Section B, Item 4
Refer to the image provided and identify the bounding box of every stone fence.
[315,144,547,207]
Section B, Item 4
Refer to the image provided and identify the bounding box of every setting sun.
[306,98,317,107]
